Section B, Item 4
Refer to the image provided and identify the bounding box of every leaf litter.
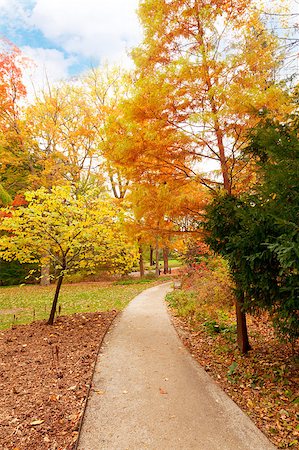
[169,310,299,449]
[0,311,117,450]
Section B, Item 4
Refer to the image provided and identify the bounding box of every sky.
[0,0,297,92]
[0,0,142,89]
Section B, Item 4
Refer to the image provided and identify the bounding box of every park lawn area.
[144,258,183,270]
[0,281,158,330]
[168,258,183,268]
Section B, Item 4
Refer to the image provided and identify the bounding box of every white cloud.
[0,0,32,29]
[29,0,141,63]
[0,0,142,89]
[21,46,75,97]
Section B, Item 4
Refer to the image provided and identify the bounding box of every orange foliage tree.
[83,66,132,198]
[118,0,289,352]
[130,0,289,192]
[127,179,208,276]
[0,39,32,197]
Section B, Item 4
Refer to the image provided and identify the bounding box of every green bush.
[166,290,196,318]
[0,260,37,286]
[203,319,237,339]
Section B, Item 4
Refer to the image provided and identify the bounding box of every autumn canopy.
[0,0,297,349]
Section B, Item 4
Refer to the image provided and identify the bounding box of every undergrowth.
[166,253,299,449]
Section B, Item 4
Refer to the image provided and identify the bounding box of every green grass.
[168,259,183,268]
[143,259,183,270]
[0,281,159,330]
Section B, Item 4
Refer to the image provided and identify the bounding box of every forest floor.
[0,311,117,450]
[169,311,299,449]
[1,283,298,449]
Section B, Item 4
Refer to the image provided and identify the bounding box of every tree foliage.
[205,112,299,342]
[0,40,32,196]
[25,83,102,192]
[0,185,138,323]
[125,0,288,193]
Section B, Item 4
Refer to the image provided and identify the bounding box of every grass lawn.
[0,281,159,330]
[168,259,183,268]
[143,259,183,270]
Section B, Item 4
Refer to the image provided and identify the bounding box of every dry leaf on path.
[159,387,168,395]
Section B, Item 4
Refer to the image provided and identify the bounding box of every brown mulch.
[0,311,117,450]
[169,312,299,449]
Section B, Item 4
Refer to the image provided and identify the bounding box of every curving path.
[78,283,276,450]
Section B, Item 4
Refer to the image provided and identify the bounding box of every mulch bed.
[0,311,117,450]
[169,312,299,449]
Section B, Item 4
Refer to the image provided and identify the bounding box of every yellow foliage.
[0,185,138,276]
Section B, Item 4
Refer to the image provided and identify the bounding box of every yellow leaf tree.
[25,83,102,192]
[0,185,138,324]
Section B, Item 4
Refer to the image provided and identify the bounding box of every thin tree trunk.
[48,274,64,325]
[40,262,50,286]
[155,238,160,277]
[150,245,154,266]
[163,247,169,274]
[235,292,251,354]
[139,245,145,278]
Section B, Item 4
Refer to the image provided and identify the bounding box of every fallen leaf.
[30,420,44,426]
[159,387,168,395]
[94,389,105,395]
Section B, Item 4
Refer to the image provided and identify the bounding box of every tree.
[205,108,299,344]
[246,112,299,342]
[0,39,27,131]
[25,82,102,193]
[83,66,132,198]
[122,0,291,353]
[0,185,138,324]
[128,0,288,191]
[0,39,33,196]
[127,178,207,276]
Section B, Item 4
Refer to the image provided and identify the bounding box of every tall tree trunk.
[150,245,154,266]
[163,247,169,274]
[155,237,160,277]
[139,245,145,278]
[235,292,251,354]
[40,262,50,286]
[207,71,249,352]
[48,274,64,325]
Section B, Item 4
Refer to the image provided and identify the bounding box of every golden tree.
[0,185,138,324]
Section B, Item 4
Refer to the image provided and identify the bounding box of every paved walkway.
[78,283,276,450]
